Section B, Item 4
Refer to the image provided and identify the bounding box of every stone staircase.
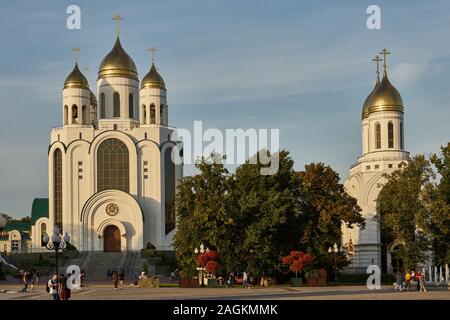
[83,252,125,281]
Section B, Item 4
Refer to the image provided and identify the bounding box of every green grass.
[159,283,179,287]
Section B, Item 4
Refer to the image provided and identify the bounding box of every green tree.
[429,143,450,264]
[377,155,434,270]
[173,154,235,277]
[297,163,365,271]
[231,150,300,276]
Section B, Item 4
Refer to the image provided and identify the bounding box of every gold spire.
[149,47,157,64]
[141,48,166,89]
[112,14,123,36]
[64,62,89,89]
[367,48,403,115]
[371,55,382,84]
[98,36,138,80]
[72,47,80,65]
[379,48,391,77]
[362,56,383,119]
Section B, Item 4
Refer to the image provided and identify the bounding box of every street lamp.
[42,227,70,276]
[194,243,209,288]
[328,243,342,284]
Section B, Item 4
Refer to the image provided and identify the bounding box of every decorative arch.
[53,148,63,231]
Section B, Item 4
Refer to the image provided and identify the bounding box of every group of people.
[47,273,72,300]
[223,271,254,289]
[107,269,125,289]
[18,269,39,293]
[395,270,427,292]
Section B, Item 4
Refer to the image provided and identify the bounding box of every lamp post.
[328,243,342,284]
[194,243,209,288]
[42,227,70,276]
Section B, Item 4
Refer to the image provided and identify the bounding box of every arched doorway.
[104,225,121,252]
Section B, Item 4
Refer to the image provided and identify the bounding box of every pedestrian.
[118,269,125,290]
[171,271,175,282]
[415,271,421,291]
[242,271,249,289]
[58,273,71,300]
[19,270,28,293]
[226,273,233,288]
[30,270,39,292]
[405,270,411,290]
[419,273,427,292]
[112,270,118,289]
[395,272,403,291]
[48,274,59,300]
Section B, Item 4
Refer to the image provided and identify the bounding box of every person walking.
[395,272,403,291]
[242,271,249,289]
[112,270,118,289]
[58,273,71,300]
[405,270,411,290]
[48,274,59,300]
[415,271,421,291]
[19,270,28,293]
[419,273,427,292]
[30,270,39,292]
[118,269,125,290]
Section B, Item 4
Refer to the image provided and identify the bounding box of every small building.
[0,222,32,254]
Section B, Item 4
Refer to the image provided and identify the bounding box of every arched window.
[388,122,394,148]
[97,139,129,192]
[64,105,68,125]
[40,223,47,247]
[113,92,120,117]
[100,93,105,119]
[160,104,164,125]
[150,105,156,124]
[82,105,88,124]
[72,105,78,124]
[128,94,134,118]
[400,121,404,149]
[375,123,381,149]
[142,105,147,124]
[164,147,176,234]
[54,149,63,231]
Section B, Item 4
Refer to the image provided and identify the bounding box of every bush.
[146,242,156,250]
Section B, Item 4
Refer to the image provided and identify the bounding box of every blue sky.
[0,0,449,217]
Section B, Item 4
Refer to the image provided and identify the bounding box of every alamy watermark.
[170,121,280,175]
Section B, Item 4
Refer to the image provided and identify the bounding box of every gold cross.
[112,14,123,36]
[149,47,157,64]
[72,47,80,64]
[379,48,391,75]
[371,55,383,83]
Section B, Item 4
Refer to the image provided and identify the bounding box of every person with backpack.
[47,274,59,300]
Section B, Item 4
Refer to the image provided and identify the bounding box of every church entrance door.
[104,225,121,252]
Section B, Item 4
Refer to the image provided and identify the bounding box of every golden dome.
[64,62,89,89]
[141,63,166,89]
[98,36,138,80]
[367,75,404,115]
[362,83,379,119]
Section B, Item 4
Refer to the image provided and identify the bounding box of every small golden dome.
[141,63,166,89]
[362,83,379,119]
[64,62,89,89]
[367,75,404,115]
[98,37,138,80]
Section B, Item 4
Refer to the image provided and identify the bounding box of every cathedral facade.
[30,35,182,252]
[342,50,409,272]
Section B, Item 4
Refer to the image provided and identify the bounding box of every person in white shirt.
[48,274,58,300]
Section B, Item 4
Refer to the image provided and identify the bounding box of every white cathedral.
[342,49,409,273]
[29,32,183,252]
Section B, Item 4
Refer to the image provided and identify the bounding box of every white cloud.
[390,62,428,87]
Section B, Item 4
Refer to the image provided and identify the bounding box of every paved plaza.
[0,283,448,300]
